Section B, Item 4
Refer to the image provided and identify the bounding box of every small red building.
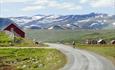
[3,23,25,38]
[98,39,106,44]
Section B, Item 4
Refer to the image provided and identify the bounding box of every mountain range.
[1,13,115,30]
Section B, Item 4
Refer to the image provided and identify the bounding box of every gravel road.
[47,43,115,70]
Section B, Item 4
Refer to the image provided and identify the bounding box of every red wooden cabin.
[3,23,25,38]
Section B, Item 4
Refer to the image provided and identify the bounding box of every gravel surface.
[47,43,115,70]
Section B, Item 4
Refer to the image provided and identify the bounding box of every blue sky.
[0,0,115,17]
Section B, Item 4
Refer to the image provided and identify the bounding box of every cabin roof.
[98,39,102,42]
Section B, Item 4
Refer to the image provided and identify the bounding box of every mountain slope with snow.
[5,13,115,30]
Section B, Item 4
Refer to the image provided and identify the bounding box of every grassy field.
[75,44,115,65]
[25,29,115,43]
[0,32,45,47]
[0,32,66,70]
[0,48,66,70]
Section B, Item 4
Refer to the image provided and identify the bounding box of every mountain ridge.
[1,13,115,30]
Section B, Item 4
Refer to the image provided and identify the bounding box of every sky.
[0,0,115,17]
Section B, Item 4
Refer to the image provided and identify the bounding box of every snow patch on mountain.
[112,22,115,26]
[2,13,114,30]
[78,19,90,22]
[32,16,44,20]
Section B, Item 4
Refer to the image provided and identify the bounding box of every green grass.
[0,32,66,70]
[0,32,12,46]
[0,32,45,47]
[0,48,66,70]
[75,44,115,65]
[25,29,115,43]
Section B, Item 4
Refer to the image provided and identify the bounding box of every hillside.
[0,32,43,47]
[0,48,66,70]
[25,29,115,43]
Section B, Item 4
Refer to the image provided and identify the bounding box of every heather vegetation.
[0,48,66,70]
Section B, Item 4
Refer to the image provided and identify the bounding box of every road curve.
[47,43,115,70]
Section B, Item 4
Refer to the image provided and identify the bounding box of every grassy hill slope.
[0,48,66,70]
[0,31,44,47]
[25,29,115,43]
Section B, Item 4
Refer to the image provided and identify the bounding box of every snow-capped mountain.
[1,13,115,30]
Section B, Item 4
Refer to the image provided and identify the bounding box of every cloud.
[80,0,88,4]
[0,0,28,3]
[33,0,49,5]
[22,0,82,11]
[22,6,44,11]
[90,0,114,8]
[80,0,114,8]
[48,1,82,11]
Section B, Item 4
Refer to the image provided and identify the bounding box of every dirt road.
[47,43,115,70]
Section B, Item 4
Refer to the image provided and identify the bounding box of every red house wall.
[4,24,25,38]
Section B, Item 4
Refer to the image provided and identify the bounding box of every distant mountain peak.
[1,13,114,30]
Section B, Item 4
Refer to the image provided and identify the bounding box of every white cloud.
[0,0,28,3]
[22,6,44,11]
[33,0,49,5]
[22,0,82,11]
[80,0,88,4]
[48,2,82,11]
[80,0,114,8]
[90,0,114,8]
[22,0,48,11]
